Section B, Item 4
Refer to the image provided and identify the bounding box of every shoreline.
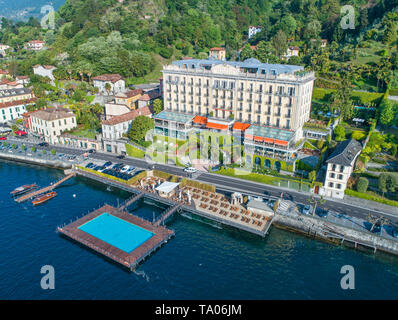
[4,151,398,261]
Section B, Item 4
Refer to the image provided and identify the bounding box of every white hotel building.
[157,58,315,161]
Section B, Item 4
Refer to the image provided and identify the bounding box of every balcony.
[246,109,252,113]
[255,109,261,114]
[274,113,281,117]
[285,114,291,118]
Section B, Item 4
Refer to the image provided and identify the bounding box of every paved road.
[5,137,398,225]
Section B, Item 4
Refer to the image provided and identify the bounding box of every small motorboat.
[32,191,57,206]
[10,184,38,196]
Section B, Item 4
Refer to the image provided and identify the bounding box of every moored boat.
[10,184,38,196]
[32,191,57,206]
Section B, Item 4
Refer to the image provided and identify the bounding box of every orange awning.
[254,136,264,142]
[245,134,254,140]
[274,139,288,146]
[233,122,251,131]
[264,137,274,144]
[193,116,207,125]
[206,122,228,130]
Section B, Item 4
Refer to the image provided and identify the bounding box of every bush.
[356,177,369,193]
[345,189,398,207]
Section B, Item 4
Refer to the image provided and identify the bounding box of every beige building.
[30,108,77,144]
[209,47,226,61]
[161,58,315,153]
[322,139,362,199]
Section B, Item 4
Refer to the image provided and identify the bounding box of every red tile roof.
[92,74,123,83]
[102,106,151,126]
[0,98,37,109]
[210,47,225,51]
[115,89,143,98]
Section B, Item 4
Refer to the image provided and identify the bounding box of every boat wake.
[133,270,150,282]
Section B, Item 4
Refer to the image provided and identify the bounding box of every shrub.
[356,177,369,193]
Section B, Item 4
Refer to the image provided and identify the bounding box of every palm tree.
[307,195,326,217]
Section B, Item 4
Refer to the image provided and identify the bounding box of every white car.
[183,167,197,173]
[120,165,130,173]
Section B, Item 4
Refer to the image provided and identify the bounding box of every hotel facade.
[156,58,315,163]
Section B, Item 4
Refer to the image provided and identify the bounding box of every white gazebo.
[155,181,180,198]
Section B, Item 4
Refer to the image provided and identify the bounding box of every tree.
[334,125,346,141]
[272,30,288,58]
[105,82,111,96]
[239,44,253,61]
[378,173,398,196]
[356,177,369,193]
[307,195,325,217]
[51,149,56,155]
[379,100,394,126]
[127,116,154,143]
[153,99,163,114]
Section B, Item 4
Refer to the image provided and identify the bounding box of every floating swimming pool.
[78,213,154,253]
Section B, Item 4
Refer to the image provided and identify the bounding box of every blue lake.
[1,160,398,299]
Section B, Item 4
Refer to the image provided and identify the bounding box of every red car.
[0,137,6,140]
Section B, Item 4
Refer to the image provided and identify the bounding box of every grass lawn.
[68,127,97,139]
[125,143,145,158]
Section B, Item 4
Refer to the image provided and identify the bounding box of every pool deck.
[57,204,174,270]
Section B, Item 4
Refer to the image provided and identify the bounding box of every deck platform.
[57,204,174,270]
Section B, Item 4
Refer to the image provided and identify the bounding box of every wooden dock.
[118,192,144,211]
[15,172,76,203]
[57,204,174,270]
[153,203,182,227]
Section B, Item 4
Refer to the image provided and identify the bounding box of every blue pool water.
[1,160,398,299]
[78,213,154,253]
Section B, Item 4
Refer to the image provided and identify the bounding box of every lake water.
[1,160,398,299]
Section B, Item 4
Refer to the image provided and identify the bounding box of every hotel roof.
[172,58,304,75]
[245,125,295,144]
[154,110,194,124]
[92,74,123,83]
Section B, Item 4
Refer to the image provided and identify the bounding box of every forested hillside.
[1,0,398,89]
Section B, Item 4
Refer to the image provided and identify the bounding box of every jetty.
[118,192,144,211]
[154,203,182,227]
[15,172,76,203]
[57,204,174,270]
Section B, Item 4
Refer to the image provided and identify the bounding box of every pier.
[15,172,76,203]
[118,192,144,211]
[154,203,182,227]
[57,204,174,270]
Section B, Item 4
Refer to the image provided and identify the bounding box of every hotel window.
[257,115,260,123]
[248,114,251,122]
[330,173,335,178]
[337,184,342,189]
[338,174,343,180]
[266,117,270,125]
[239,113,242,121]
[52,122,55,128]
[329,182,334,188]
[340,166,344,172]
[276,119,280,127]
[332,164,336,171]
[286,120,290,129]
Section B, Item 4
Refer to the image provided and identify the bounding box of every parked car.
[302,205,313,215]
[38,142,49,147]
[183,167,197,173]
[0,137,6,141]
[117,154,125,159]
[88,149,96,154]
[104,161,113,168]
[392,229,398,238]
[120,165,130,173]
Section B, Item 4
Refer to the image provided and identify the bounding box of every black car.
[117,154,125,159]
[88,149,96,153]
[38,142,49,147]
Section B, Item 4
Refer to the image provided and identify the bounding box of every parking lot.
[81,159,144,181]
